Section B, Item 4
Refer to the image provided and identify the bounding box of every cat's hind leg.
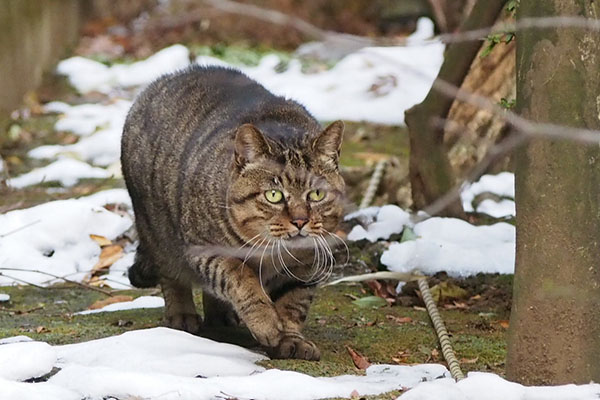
[161,277,202,334]
[202,291,239,327]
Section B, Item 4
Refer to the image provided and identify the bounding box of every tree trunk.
[405,0,505,216]
[506,1,600,385]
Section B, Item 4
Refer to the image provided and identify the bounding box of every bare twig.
[439,16,600,44]
[0,219,41,238]
[325,271,425,286]
[0,272,47,289]
[0,268,113,296]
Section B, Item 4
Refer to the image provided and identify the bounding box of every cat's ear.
[312,120,344,170]
[234,124,271,168]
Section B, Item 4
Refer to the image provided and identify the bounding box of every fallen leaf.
[88,295,133,310]
[346,346,371,370]
[350,389,360,399]
[366,280,396,304]
[469,294,482,301]
[460,356,479,364]
[92,244,123,272]
[352,296,388,309]
[429,281,469,304]
[498,320,510,329]
[90,234,112,247]
[35,326,49,333]
[386,315,413,324]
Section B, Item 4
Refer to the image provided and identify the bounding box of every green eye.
[265,189,284,203]
[308,189,325,202]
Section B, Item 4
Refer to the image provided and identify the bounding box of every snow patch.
[347,205,411,242]
[401,372,600,400]
[7,158,112,188]
[461,172,515,217]
[0,293,9,302]
[381,217,515,278]
[0,341,57,381]
[0,195,132,286]
[76,296,164,314]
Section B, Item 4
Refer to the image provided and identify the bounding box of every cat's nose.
[291,218,308,229]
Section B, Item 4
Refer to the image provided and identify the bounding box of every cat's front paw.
[165,312,203,334]
[267,332,321,361]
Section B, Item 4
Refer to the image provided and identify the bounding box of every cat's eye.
[308,189,325,202]
[265,189,284,203]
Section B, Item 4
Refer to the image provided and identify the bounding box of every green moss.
[339,123,409,168]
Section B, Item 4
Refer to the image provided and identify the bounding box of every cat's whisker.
[241,235,267,273]
[258,239,272,298]
[278,240,305,282]
[314,235,335,284]
[308,237,326,283]
[325,230,350,266]
[281,239,303,265]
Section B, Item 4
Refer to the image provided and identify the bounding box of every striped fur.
[121,66,345,360]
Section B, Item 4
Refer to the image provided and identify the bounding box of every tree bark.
[506,1,600,385]
[405,0,505,216]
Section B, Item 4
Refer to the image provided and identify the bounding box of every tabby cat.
[121,66,345,360]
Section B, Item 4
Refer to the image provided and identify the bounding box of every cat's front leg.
[271,285,320,361]
[191,255,284,348]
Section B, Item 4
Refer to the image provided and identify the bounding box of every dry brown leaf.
[90,234,112,247]
[88,295,134,310]
[386,315,413,324]
[460,356,479,364]
[346,346,371,370]
[92,244,123,272]
[366,280,396,305]
[498,320,510,329]
[35,326,49,333]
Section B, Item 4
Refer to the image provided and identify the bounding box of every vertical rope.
[359,159,387,209]
[357,161,464,380]
[417,275,465,380]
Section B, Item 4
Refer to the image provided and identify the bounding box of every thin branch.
[0,272,47,289]
[201,0,399,47]
[325,271,425,286]
[0,220,41,238]
[0,268,113,296]
[439,16,600,44]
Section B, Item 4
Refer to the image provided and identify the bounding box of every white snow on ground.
[0,327,454,400]
[0,293,9,302]
[7,158,112,188]
[0,191,132,286]
[401,373,600,400]
[76,295,164,314]
[57,44,191,93]
[347,205,412,242]
[461,172,515,218]
[55,18,442,125]
[0,328,597,400]
[241,19,443,124]
[0,341,56,381]
[381,218,515,277]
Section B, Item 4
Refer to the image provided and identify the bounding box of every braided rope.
[357,159,464,380]
[417,275,465,380]
[359,159,387,209]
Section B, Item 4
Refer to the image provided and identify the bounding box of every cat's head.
[227,121,345,244]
